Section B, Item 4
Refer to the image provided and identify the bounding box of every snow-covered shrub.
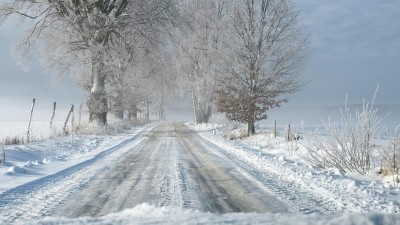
[286,122,302,156]
[380,127,400,184]
[228,129,248,140]
[76,119,148,136]
[3,136,25,145]
[300,91,384,174]
[287,137,299,156]
[0,144,5,166]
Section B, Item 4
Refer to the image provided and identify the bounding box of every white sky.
[0,0,399,113]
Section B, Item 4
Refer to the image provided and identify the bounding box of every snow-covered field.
[0,105,90,144]
[1,121,400,224]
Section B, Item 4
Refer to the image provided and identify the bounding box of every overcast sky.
[0,0,399,113]
[0,18,84,114]
[295,0,400,106]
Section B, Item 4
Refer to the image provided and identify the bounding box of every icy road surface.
[52,122,288,217]
[0,122,293,223]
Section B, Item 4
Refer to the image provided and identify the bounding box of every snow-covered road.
[51,122,288,218]
[1,122,400,224]
[0,122,289,223]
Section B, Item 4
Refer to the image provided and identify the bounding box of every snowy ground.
[0,122,153,223]
[0,123,151,194]
[24,204,400,225]
[192,123,400,213]
[0,121,399,224]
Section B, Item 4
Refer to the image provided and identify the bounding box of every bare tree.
[216,0,308,136]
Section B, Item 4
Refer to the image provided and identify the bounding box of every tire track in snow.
[196,131,345,214]
[177,124,289,213]
[53,122,289,217]
[51,123,194,218]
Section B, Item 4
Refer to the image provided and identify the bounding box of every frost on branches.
[0,0,180,126]
[176,0,228,124]
[215,0,308,136]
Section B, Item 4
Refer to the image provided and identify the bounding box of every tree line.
[0,0,308,136]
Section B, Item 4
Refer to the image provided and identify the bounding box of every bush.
[228,129,248,140]
[0,144,5,166]
[380,127,400,184]
[300,90,384,174]
[3,136,26,145]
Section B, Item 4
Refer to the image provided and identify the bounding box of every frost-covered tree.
[106,34,148,120]
[216,0,308,136]
[0,0,180,125]
[105,42,177,121]
[176,0,228,124]
[149,49,178,120]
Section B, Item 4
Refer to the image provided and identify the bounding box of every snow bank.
[26,204,400,225]
[0,122,154,194]
[191,123,400,214]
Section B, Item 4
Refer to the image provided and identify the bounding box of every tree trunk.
[114,67,125,120]
[129,104,138,122]
[160,107,164,120]
[203,104,212,123]
[192,91,213,124]
[192,90,198,124]
[157,103,165,120]
[114,92,124,120]
[88,50,107,126]
[247,119,255,137]
[145,100,150,120]
[247,102,256,136]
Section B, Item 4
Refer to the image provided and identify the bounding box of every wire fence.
[0,99,153,144]
[262,121,400,141]
[0,101,90,144]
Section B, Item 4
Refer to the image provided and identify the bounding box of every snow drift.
[26,203,400,225]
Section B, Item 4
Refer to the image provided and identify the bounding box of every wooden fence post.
[274,120,277,138]
[71,112,75,133]
[27,98,36,143]
[63,104,74,135]
[50,102,56,129]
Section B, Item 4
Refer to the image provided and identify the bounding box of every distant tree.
[176,0,228,124]
[216,0,308,136]
[150,49,178,120]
